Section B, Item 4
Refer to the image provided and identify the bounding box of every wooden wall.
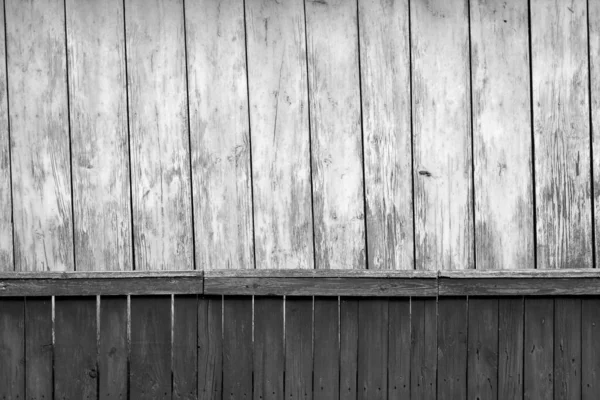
[0,0,598,271]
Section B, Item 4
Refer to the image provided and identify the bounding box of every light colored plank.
[411,0,473,270]
[531,0,592,269]
[359,0,412,270]
[591,0,600,268]
[305,0,365,269]
[471,0,534,270]
[66,0,132,271]
[186,0,253,270]
[125,0,193,270]
[0,0,11,272]
[6,0,73,271]
[245,0,313,269]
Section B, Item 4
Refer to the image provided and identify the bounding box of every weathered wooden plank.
[468,298,499,400]
[340,298,358,400]
[582,298,600,399]
[524,298,553,399]
[66,0,132,271]
[0,0,11,272]
[591,0,600,268]
[470,0,534,270]
[314,297,339,400]
[186,0,253,270]
[206,269,437,278]
[411,298,437,399]
[388,298,410,399]
[411,0,473,271]
[437,298,467,400]
[554,298,581,399]
[198,297,223,400]
[305,0,365,270]
[6,0,73,271]
[245,0,313,270]
[498,298,524,400]
[130,296,171,399]
[99,296,128,399]
[54,297,98,399]
[25,298,52,398]
[439,277,600,296]
[0,299,24,398]
[223,296,253,400]
[125,0,192,271]
[253,297,284,400]
[531,0,592,269]
[285,297,313,400]
[173,295,198,400]
[358,299,388,400]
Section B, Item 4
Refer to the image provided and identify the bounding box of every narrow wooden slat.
[0,0,11,272]
[99,296,128,399]
[582,298,600,399]
[554,298,581,399]
[439,277,600,296]
[340,298,358,400]
[66,0,132,271]
[498,298,524,400]
[6,0,73,271]
[223,296,252,400]
[25,298,52,398]
[470,0,534,270]
[532,0,592,269]
[388,298,410,399]
[411,0,473,271]
[253,297,284,400]
[186,0,253,270]
[411,298,437,399]
[130,296,171,399]
[54,297,98,399]
[305,0,365,270]
[125,0,193,271]
[173,296,198,400]
[245,0,313,270]
[314,297,339,400]
[468,298,499,400]
[437,298,467,400]
[198,297,222,400]
[285,297,313,400]
[524,298,553,399]
[358,0,412,270]
[358,299,388,400]
[591,0,600,268]
[0,299,24,398]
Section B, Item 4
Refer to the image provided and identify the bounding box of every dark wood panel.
[411,298,437,399]
[25,298,53,398]
[524,298,554,399]
[358,299,388,400]
[498,298,524,400]
[388,298,410,398]
[554,298,581,399]
[437,298,467,400]
[99,296,128,399]
[254,297,284,400]
[173,296,198,400]
[314,297,339,400]
[198,297,222,400]
[582,298,600,399]
[340,298,358,400]
[439,277,600,296]
[223,296,252,400]
[468,298,498,400]
[285,297,313,400]
[0,299,24,398]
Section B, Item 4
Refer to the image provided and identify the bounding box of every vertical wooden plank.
[0,299,24,398]
[6,0,73,271]
[437,298,467,400]
[253,297,284,400]
[173,296,198,400]
[285,297,313,400]
[582,298,600,399]
[388,298,410,399]
[357,299,387,400]
[0,0,11,272]
[340,298,358,400]
[245,0,313,270]
[470,0,534,270]
[524,298,553,400]
[468,298,499,400]
[25,298,52,398]
[554,298,581,399]
[358,0,413,270]
[54,297,98,399]
[186,0,253,270]
[411,298,437,400]
[99,296,128,400]
[313,297,339,400]
[498,298,524,400]
[125,0,192,271]
[305,0,365,270]
[223,296,253,400]
[198,297,222,400]
[591,0,600,268]
[411,0,473,271]
[532,0,592,269]
[130,296,171,399]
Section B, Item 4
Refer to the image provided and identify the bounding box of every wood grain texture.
[223,296,253,400]
[314,298,339,400]
[0,0,11,272]
[437,298,467,400]
[125,0,193,271]
[186,0,253,270]
[305,0,365,270]
[0,299,24,399]
[66,0,132,272]
[498,298,524,400]
[253,297,284,400]
[470,0,534,270]
[438,276,600,296]
[358,299,388,400]
[531,0,593,269]
[388,298,410,399]
[245,0,313,270]
[411,298,437,399]
[524,298,553,400]
[582,298,600,399]
[173,296,198,400]
[358,0,412,270]
[340,298,358,400]
[554,298,581,399]
[411,0,473,271]
[25,298,52,398]
[99,296,128,400]
[468,299,498,400]
[198,297,223,400]
[285,297,313,400]
[591,0,600,269]
[6,0,73,271]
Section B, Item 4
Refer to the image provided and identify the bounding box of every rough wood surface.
[532,0,593,269]
[253,297,284,400]
[359,0,413,270]
[340,298,358,400]
[223,296,253,400]
[6,0,73,271]
[305,0,365,270]
[411,0,473,271]
[245,0,313,270]
[0,299,24,399]
[173,295,198,400]
[198,297,222,400]
[186,0,253,270]
[468,298,498,400]
[25,298,52,398]
[498,298,524,400]
[314,297,339,400]
[0,0,11,272]
[437,298,467,400]
[411,298,437,399]
[388,298,410,399]
[554,298,581,399]
[98,296,128,399]
[524,298,554,399]
[125,0,193,271]
[470,0,534,270]
[439,277,600,296]
[285,297,313,399]
[358,299,388,400]
[591,0,600,269]
[582,298,600,399]
[66,0,132,272]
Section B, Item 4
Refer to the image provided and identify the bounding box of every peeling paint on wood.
[0,1,12,272]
